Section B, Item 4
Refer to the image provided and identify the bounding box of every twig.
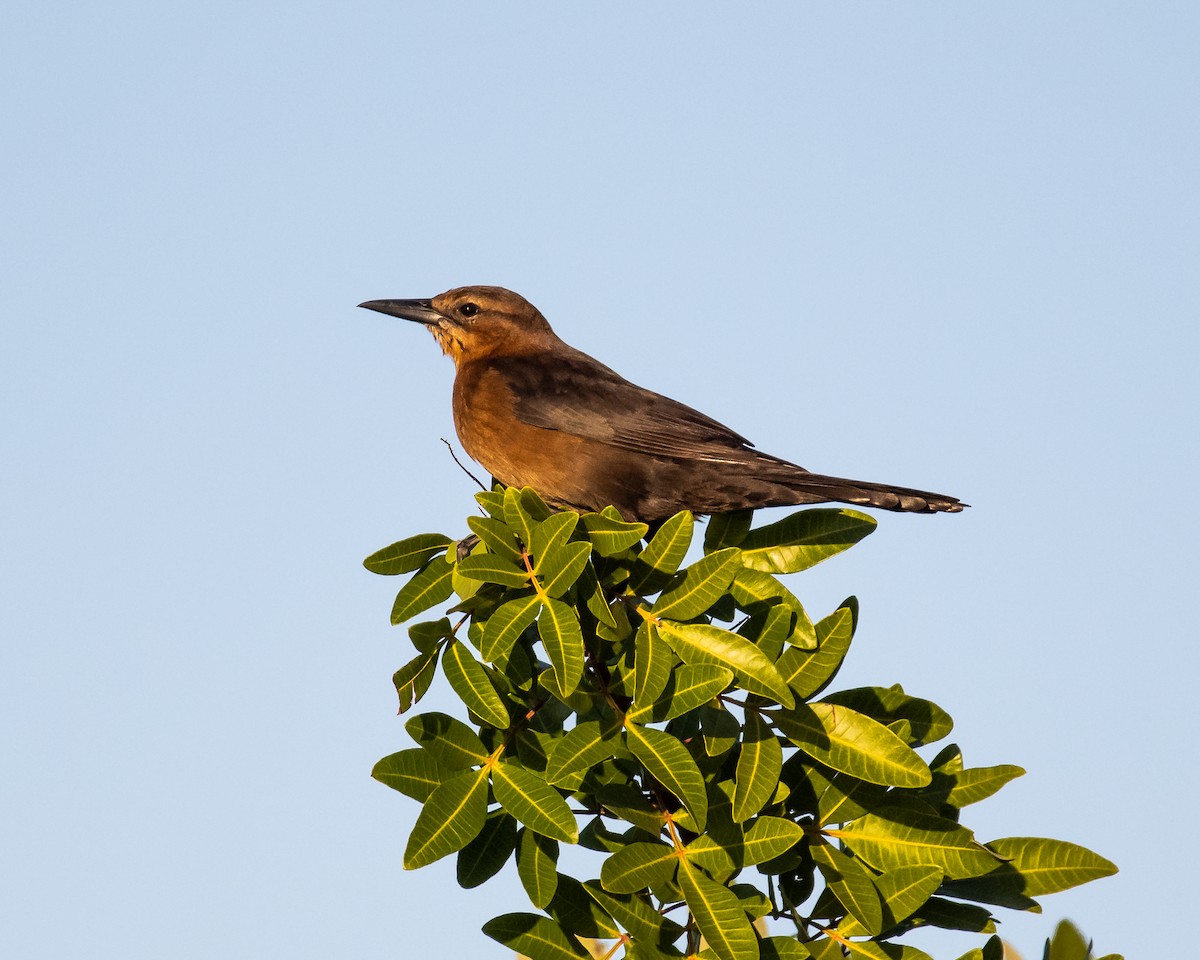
[441,438,486,490]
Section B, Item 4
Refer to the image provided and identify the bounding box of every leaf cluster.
[366,487,1116,960]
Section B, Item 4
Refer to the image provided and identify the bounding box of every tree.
[367,486,1117,960]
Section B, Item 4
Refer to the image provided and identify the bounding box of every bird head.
[358,286,556,363]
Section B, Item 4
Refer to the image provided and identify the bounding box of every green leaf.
[811,841,884,933]
[678,858,758,960]
[390,558,456,624]
[629,663,733,724]
[480,594,541,664]
[733,710,783,821]
[490,760,578,842]
[595,783,668,835]
[699,703,742,757]
[1043,920,1097,960]
[538,598,586,696]
[467,515,522,561]
[777,605,853,699]
[871,865,944,928]
[364,533,451,575]
[599,841,678,894]
[500,486,554,545]
[634,621,674,705]
[404,767,489,868]
[371,748,446,802]
[405,711,487,769]
[759,936,814,960]
[516,827,560,908]
[442,639,510,728]
[985,836,1117,895]
[530,510,579,559]
[652,548,742,620]
[657,620,794,707]
[457,810,518,888]
[703,510,753,552]
[392,648,440,714]
[729,567,816,648]
[482,912,590,960]
[625,722,709,832]
[456,553,530,588]
[951,936,1005,960]
[583,880,687,943]
[822,685,953,747]
[775,702,930,787]
[546,718,623,786]
[538,540,592,598]
[475,487,507,518]
[740,816,803,865]
[581,512,649,555]
[831,806,1002,879]
[911,896,997,933]
[631,511,694,594]
[945,764,1026,808]
[408,617,452,654]
[546,872,621,939]
[739,508,876,574]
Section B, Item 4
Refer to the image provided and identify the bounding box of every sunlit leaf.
[625,723,708,832]
[371,748,446,802]
[467,515,522,561]
[516,827,560,908]
[777,605,853,699]
[404,767,489,869]
[480,594,541,664]
[491,760,578,843]
[678,858,758,960]
[811,841,884,933]
[538,598,585,696]
[657,620,794,707]
[442,639,509,728]
[546,718,623,786]
[581,512,649,555]
[599,841,678,894]
[456,553,530,588]
[405,711,487,769]
[538,540,592,598]
[733,710,783,822]
[629,664,733,724]
[392,648,440,714]
[390,558,456,623]
[822,685,953,747]
[831,807,1002,880]
[364,533,451,575]
[482,912,590,960]
[631,511,694,594]
[984,836,1117,895]
[775,702,930,787]
[739,508,876,574]
[652,548,742,620]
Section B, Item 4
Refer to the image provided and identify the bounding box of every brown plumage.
[359,286,965,522]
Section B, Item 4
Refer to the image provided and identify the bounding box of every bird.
[358,286,964,523]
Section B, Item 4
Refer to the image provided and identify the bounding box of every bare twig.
[441,437,486,490]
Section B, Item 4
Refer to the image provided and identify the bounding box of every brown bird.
[359,286,964,522]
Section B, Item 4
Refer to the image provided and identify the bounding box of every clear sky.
[2,3,1195,957]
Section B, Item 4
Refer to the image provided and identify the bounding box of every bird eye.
[459,302,480,318]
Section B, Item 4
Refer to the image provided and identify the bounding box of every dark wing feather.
[493,349,762,463]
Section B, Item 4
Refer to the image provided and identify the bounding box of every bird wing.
[493,349,763,463]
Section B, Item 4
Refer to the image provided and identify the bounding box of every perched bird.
[359,286,964,522]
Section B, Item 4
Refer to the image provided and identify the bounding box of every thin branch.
[441,437,486,490]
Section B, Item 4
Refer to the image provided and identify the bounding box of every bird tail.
[747,456,965,514]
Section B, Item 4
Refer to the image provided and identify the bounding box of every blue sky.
[2,3,1196,957]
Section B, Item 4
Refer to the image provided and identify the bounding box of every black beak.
[357,299,445,326]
